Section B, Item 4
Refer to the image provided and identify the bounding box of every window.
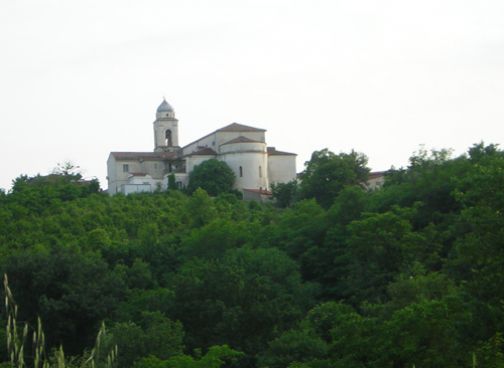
[123,164,129,173]
[165,130,172,146]
[239,166,243,177]
[259,166,262,178]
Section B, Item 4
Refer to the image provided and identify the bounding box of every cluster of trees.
[0,143,503,367]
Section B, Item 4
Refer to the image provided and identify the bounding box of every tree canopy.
[2,143,504,367]
[187,159,235,196]
[298,149,370,208]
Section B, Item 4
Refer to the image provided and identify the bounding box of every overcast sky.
[1,0,503,191]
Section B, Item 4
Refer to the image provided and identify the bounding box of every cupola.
[156,98,175,119]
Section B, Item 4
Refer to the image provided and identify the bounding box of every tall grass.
[3,274,117,368]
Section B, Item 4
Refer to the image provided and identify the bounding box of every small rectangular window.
[259,166,262,178]
[123,164,129,173]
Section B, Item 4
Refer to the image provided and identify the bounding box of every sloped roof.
[182,122,266,150]
[243,188,272,195]
[186,147,218,156]
[368,171,387,179]
[110,151,176,161]
[267,147,297,156]
[217,122,266,132]
[128,172,149,177]
[221,136,263,146]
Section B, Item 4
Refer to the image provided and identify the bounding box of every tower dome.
[154,98,179,150]
[156,99,175,119]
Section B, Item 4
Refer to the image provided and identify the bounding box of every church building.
[107,99,297,197]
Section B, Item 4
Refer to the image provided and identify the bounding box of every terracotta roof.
[128,172,149,177]
[110,151,176,161]
[221,136,263,146]
[368,171,387,179]
[243,188,273,195]
[182,123,266,150]
[267,147,297,156]
[186,147,217,156]
[217,122,266,132]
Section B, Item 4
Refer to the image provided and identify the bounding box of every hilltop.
[0,143,503,368]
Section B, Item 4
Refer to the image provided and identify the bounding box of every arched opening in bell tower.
[165,130,172,146]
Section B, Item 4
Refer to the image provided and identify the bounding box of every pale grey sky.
[1,0,503,191]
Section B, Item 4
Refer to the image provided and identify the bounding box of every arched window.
[239,166,243,177]
[165,130,172,146]
[259,165,262,178]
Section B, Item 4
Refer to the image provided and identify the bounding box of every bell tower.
[153,98,179,152]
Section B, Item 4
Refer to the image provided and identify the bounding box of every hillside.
[1,143,503,368]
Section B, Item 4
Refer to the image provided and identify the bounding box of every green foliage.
[258,329,328,368]
[3,274,118,368]
[1,247,126,354]
[169,246,315,354]
[345,211,419,303]
[167,174,177,190]
[475,333,504,368]
[378,298,468,367]
[187,159,235,196]
[2,144,504,368]
[186,188,217,227]
[180,219,252,260]
[133,345,243,368]
[299,149,369,208]
[110,312,184,368]
[271,180,298,208]
[8,173,101,214]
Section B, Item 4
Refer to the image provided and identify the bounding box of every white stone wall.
[107,155,139,194]
[366,175,385,190]
[142,161,165,179]
[108,104,294,197]
[122,184,152,195]
[186,155,216,173]
[175,173,189,188]
[182,130,266,156]
[154,118,179,149]
[184,140,270,190]
[268,155,297,185]
[118,175,164,194]
[106,155,117,194]
[107,155,167,194]
[219,141,265,154]
[162,173,189,190]
[182,133,217,155]
[215,131,265,148]
[220,149,269,190]
[128,174,156,186]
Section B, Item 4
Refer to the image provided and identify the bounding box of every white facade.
[365,171,386,190]
[219,141,269,190]
[154,99,179,150]
[268,149,298,185]
[107,99,297,196]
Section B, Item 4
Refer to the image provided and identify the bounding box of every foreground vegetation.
[1,143,503,367]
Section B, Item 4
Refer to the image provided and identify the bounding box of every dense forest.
[1,143,503,368]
